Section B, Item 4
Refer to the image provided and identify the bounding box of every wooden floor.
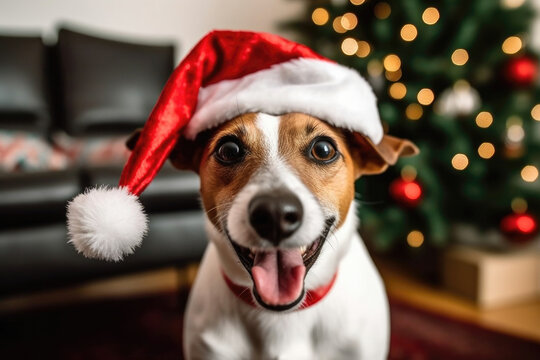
[0,265,198,313]
[1,261,539,343]
[377,259,540,343]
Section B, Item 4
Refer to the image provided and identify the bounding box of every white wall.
[0,0,539,58]
[0,0,304,62]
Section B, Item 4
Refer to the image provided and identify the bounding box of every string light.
[511,197,528,213]
[406,103,423,120]
[333,17,347,33]
[341,38,359,55]
[506,116,524,143]
[501,0,526,9]
[374,2,391,20]
[407,230,424,247]
[341,13,358,30]
[475,111,493,128]
[383,54,401,71]
[507,124,525,143]
[521,165,539,182]
[401,165,417,181]
[388,82,407,99]
[477,142,495,159]
[367,59,383,77]
[417,88,434,105]
[452,154,469,170]
[422,7,440,25]
[356,41,371,58]
[400,24,417,42]
[350,0,365,5]
[532,104,540,121]
[502,36,522,54]
[312,8,330,26]
[385,69,402,82]
[451,49,469,66]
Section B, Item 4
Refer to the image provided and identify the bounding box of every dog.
[65,30,418,359]
[165,111,418,359]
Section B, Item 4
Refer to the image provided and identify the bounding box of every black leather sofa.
[0,27,207,297]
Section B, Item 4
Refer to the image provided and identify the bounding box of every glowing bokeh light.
[521,165,539,182]
[312,8,329,26]
[475,111,493,128]
[422,7,440,25]
[451,49,469,66]
[452,154,469,170]
[406,103,423,120]
[407,231,424,247]
[400,24,418,41]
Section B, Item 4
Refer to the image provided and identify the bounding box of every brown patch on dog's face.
[279,114,356,227]
[197,113,264,229]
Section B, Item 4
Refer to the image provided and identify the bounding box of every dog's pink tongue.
[252,249,305,306]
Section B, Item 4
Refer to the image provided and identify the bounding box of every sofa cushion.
[0,131,70,173]
[0,169,80,228]
[0,35,50,134]
[52,132,131,167]
[56,28,174,136]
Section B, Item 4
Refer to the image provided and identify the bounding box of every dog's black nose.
[248,191,303,245]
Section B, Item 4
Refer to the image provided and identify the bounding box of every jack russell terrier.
[165,112,417,359]
[66,31,418,360]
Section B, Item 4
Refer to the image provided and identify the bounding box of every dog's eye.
[215,140,245,165]
[309,138,337,163]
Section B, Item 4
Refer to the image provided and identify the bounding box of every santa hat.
[67,30,383,261]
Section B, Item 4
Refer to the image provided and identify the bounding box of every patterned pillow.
[52,132,131,167]
[0,131,69,172]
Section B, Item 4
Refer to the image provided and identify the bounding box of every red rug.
[1,291,538,359]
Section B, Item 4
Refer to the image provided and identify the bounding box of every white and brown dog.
[169,112,417,359]
[66,31,418,360]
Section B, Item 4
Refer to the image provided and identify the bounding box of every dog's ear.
[168,131,211,173]
[348,132,419,178]
[126,128,142,151]
[125,129,208,173]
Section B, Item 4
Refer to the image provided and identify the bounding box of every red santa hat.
[67,30,383,261]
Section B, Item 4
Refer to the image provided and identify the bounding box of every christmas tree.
[286,0,539,252]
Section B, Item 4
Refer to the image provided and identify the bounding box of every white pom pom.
[67,186,148,261]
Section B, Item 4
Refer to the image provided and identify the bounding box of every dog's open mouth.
[227,217,335,311]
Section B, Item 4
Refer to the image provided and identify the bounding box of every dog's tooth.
[300,245,307,255]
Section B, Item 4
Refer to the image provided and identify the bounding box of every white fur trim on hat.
[185,58,383,143]
[67,186,148,262]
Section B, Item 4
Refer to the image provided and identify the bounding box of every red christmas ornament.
[505,56,538,86]
[500,213,538,243]
[390,178,422,207]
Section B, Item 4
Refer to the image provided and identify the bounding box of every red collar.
[222,270,338,310]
